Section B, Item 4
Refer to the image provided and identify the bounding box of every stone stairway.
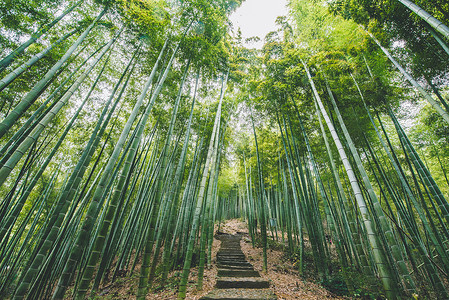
[200,234,277,300]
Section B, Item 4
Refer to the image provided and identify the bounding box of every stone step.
[218,251,245,256]
[218,250,245,254]
[217,256,247,261]
[217,260,253,267]
[217,256,246,261]
[218,249,244,253]
[217,253,246,257]
[202,234,277,300]
[217,264,254,270]
[219,254,244,258]
[217,268,261,277]
[217,259,248,265]
[217,259,248,264]
[199,288,277,300]
[216,277,270,289]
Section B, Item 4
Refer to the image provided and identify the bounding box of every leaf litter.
[94,219,347,299]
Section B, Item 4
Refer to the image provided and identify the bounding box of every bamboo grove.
[0,0,242,299]
[226,0,449,298]
[0,0,449,299]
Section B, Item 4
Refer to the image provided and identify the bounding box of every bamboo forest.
[1,0,449,299]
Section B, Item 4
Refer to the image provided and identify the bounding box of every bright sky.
[230,0,289,49]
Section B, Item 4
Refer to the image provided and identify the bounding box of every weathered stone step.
[217,259,248,264]
[200,288,277,300]
[217,258,247,263]
[217,255,246,260]
[217,249,245,256]
[218,249,244,253]
[217,260,253,267]
[217,264,254,270]
[217,255,246,261]
[218,251,244,256]
[217,252,245,256]
[202,233,277,299]
[217,254,246,260]
[216,277,270,289]
[218,268,260,277]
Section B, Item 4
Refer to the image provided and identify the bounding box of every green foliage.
[328,0,449,83]
[111,0,170,39]
[320,275,349,296]
[1,0,449,299]
[217,167,238,198]
[0,0,58,35]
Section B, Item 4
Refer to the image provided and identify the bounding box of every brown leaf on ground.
[146,237,220,300]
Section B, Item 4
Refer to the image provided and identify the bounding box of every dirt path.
[217,219,346,300]
[200,233,277,299]
[98,219,346,299]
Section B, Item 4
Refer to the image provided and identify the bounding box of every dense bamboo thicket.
[0,0,448,299]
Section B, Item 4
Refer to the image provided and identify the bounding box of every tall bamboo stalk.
[302,59,396,299]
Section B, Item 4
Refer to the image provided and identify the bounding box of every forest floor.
[95,219,347,299]
[216,219,346,300]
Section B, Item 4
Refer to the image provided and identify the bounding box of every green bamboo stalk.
[251,109,268,272]
[135,43,186,300]
[0,8,107,139]
[72,46,143,299]
[389,108,449,223]
[0,43,95,166]
[277,112,304,273]
[315,101,363,270]
[294,108,329,277]
[177,72,228,300]
[51,36,168,300]
[349,73,417,294]
[396,0,449,39]
[367,31,449,125]
[0,0,83,72]
[0,27,80,92]
[145,60,192,291]
[302,59,396,299]
[198,117,225,289]
[0,31,119,190]
[1,52,108,257]
[161,70,199,284]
